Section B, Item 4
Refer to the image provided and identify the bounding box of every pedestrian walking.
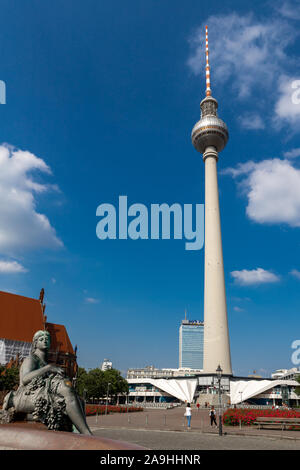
[184,402,192,428]
[209,406,218,428]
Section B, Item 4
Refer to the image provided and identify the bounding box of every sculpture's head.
[31,330,51,353]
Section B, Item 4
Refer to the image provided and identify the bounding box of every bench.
[253,417,300,430]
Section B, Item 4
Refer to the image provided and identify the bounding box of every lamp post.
[216,365,223,436]
[239,391,243,406]
[105,382,111,415]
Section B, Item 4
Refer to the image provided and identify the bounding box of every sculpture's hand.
[48,365,65,376]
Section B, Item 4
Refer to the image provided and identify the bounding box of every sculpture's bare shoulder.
[19,354,38,384]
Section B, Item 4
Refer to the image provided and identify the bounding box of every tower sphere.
[191,97,229,154]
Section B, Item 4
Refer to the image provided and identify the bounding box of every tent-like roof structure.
[230,379,299,404]
[128,378,197,403]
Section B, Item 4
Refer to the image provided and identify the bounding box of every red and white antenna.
[205,25,211,97]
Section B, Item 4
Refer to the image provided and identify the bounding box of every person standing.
[209,406,218,428]
[185,402,192,428]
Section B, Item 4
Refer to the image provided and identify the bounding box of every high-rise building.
[179,319,204,370]
[191,26,232,375]
[101,358,113,371]
[127,365,203,379]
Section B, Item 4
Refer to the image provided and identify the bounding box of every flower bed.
[223,408,300,426]
[85,405,143,416]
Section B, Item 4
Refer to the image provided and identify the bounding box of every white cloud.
[231,296,251,302]
[0,260,27,273]
[224,157,300,227]
[0,145,63,256]
[275,1,300,20]
[188,13,296,98]
[187,11,299,128]
[239,113,265,130]
[290,269,300,280]
[283,148,300,159]
[231,268,280,285]
[85,297,100,304]
[274,77,300,127]
[233,306,244,312]
[222,161,257,178]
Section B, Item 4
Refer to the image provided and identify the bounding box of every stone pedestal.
[0,423,147,450]
[0,409,15,424]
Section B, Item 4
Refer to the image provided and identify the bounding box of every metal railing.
[233,404,292,410]
[128,402,181,409]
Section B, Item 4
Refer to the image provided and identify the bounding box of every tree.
[0,366,19,391]
[75,367,129,401]
[75,367,89,397]
[85,368,106,399]
[103,369,129,400]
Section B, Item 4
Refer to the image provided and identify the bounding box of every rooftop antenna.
[205,25,212,97]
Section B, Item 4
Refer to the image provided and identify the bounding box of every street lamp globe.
[216,365,223,379]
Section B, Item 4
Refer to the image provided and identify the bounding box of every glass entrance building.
[179,320,204,369]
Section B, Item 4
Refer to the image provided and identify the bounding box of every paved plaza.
[90,427,300,450]
[87,406,300,450]
[1,406,299,450]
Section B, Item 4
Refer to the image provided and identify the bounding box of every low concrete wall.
[0,423,147,450]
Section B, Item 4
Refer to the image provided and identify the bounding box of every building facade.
[271,368,300,380]
[127,365,203,380]
[0,289,77,379]
[125,374,299,407]
[179,320,204,370]
[126,377,197,404]
[101,359,113,371]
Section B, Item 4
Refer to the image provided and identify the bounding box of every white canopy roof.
[128,377,299,404]
[230,379,298,404]
[128,378,197,403]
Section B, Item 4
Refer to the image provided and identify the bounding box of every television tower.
[191,26,232,375]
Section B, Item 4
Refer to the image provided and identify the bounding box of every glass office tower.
[179,320,204,369]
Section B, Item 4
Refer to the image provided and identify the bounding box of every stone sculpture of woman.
[3,330,92,435]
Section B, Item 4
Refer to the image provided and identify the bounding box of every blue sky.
[0,0,300,377]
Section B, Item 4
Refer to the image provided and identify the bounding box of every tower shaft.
[203,147,232,375]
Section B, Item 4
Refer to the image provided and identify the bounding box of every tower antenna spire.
[205,25,211,97]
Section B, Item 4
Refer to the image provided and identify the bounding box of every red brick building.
[0,289,77,379]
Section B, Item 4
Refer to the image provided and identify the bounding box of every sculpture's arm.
[20,356,57,386]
